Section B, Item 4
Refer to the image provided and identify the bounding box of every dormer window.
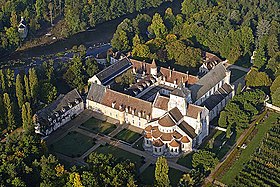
[55,112,59,117]
[68,102,73,108]
[61,107,66,113]
[48,116,52,122]
[112,101,116,108]
[75,99,79,104]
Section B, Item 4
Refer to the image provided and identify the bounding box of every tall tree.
[0,69,6,92]
[3,93,15,131]
[148,13,167,38]
[155,156,170,187]
[16,74,25,108]
[22,103,28,131]
[29,68,39,102]
[24,75,31,101]
[48,2,54,26]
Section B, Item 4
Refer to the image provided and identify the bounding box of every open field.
[81,118,116,135]
[220,112,280,185]
[50,131,96,158]
[93,144,144,168]
[114,129,142,144]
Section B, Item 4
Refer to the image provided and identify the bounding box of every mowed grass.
[230,69,247,83]
[139,164,184,186]
[50,131,95,158]
[132,137,145,151]
[94,144,144,168]
[114,129,142,144]
[221,112,280,185]
[81,118,116,135]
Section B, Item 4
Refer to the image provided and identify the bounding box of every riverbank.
[2,0,182,62]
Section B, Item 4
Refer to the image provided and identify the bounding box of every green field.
[81,118,116,135]
[114,129,142,144]
[220,112,280,185]
[94,144,144,168]
[230,69,247,83]
[132,137,145,151]
[50,131,95,158]
[139,164,184,186]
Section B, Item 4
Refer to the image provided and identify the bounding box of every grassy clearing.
[50,131,95,158]
[132,137,145,151]
[114,129,142,144]
[94,144,144,168]
[139,164,184,186]
[81,118,116,135]
[220,112,280,185]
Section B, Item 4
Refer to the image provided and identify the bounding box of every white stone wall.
[152,107,166,119]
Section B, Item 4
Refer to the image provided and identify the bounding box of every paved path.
[205,110,267,184]
[139,160,152,173]
[225,63,250,72]
[76,127,190,173]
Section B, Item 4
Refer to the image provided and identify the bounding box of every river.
[8,0,182,61]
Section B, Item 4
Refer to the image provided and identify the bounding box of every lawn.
[50,131,96,158]
[177,152,194,169]
[81,118,116,135]
[132,137,145,151]
[220,112,280,185]
[139,164,184,186]
[114,129,142,144]
[93,144,145,168]
[230,69,247,83]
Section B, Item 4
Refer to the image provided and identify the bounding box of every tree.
[5,27,20,48]
[218,111,228,128]
[192,150,218,172]
[270,76,280,94]
[132,44,151,59]
[272,87,280,107]
[0,95,5,130]
[0,69,6,92]
[10,11,18,28]
[22,103,28,131]
[148,13,167,38]
[16,74,25,108]
[111,29,131,51]
[29,68,39,102]
[35,0,47,21]
[236,83,242,95]
[179,169,204,187]
[253,46,266,70]
[246,69,272,87]
[267,34,279,58]
[39,82,57,104]
[85,58,98,78]
[67,172,83,187]
[155,156,170,187]
[25,102,32,129]
[24,75,31,101]
[3,93,15,131]
[48,2,54,26]
[132,34,141,47]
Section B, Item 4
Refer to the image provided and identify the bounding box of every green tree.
[270,76,280,94]
[3,93,15,131]
[35,0,47,21]
[5,27,20,48]
[148,13,167,38]
[192,150,218,172]
[10,11,18,28]
[218,111,228,128]
[246,69,272,87]
[67,172,83,187]
[0,69,6,92]
[22,103,28,131]
[253,47,266,70]
[29,68,39,102]
[111,29,131,51]
[155,156,170,187]
[39,82,57,104]
[85,58,98,78]
[16,74,25,108]
[132,34,141,47]
[132,44,151,59]
[24,75,31,101]
[272,87,280,107]
[267,34,279,58]
[0,95,5,130]
[25,102,32,129]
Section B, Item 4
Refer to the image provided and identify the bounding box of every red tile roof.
[101,89,152,117]
[181,136,190,143]
[187,104,203,119]
[153,139,164,147]
[158,114,176,127]
[169,140,180,147]
[154,95,169,110]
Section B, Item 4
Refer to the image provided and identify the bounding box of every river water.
[10,0,182,60]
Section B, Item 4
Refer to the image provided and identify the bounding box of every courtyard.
[81,117,117,135]
[49,131,96,158]
[114,128,142,144]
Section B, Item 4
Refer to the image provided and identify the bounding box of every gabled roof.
[153,139,164,147]
[35,89,82,125]
[186,104,203,119]
[95,58,131,84]
[189,63,227,101]
[153,94,169,111]
[169,107,183,122]
[151,59,157,68]
[158,114,176,127]
[181,136,190,143]
[169,140,180,147]
[178,121,197,139]
[87,83,106,102]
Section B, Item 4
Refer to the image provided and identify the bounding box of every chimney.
[169,66,172,78]
[112,101,116,108]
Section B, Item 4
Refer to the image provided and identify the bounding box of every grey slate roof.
[190,63,227,101]
[87,83,106,102]
[95,58,131,85]
[201,83,233,110]
[36,89,82,126]
[178,121,197,139]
